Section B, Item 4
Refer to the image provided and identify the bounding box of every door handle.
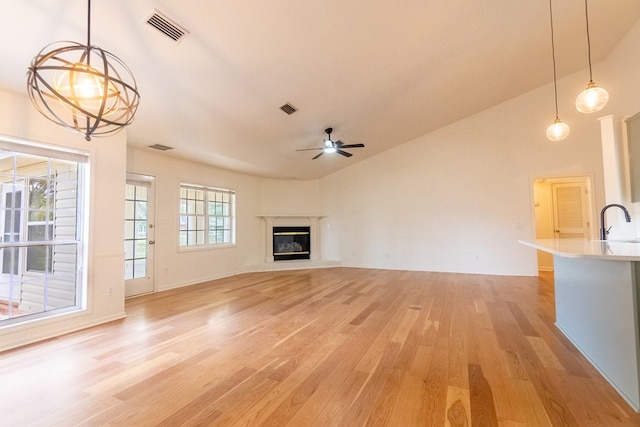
[149,240,155,245]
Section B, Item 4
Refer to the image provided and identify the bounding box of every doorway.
[533,176,593,271]
[124,174,155,297]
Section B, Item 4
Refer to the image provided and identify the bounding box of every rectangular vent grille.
[280,103,297,115]
[146,10,189,42]
[148,144,174,151]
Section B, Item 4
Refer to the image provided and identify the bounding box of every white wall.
[126,150,328,288]
[319,19,640,276]
[259,178,322,216]
[127,19,640,281]
[0,89,127,352]
[127,148,264,291]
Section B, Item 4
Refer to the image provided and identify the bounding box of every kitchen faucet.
[600,204,632,240]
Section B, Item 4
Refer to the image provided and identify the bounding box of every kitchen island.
[519,238,640,411]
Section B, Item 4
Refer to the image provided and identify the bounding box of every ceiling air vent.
[280,103,297,115]
[148,144,174,151]
[145,10,189,42]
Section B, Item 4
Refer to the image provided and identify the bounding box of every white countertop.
[519,239,640,261]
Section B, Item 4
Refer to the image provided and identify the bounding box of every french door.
[124,174,155,297]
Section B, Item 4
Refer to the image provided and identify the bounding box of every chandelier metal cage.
[26,0,140,141]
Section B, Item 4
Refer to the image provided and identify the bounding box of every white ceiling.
[1,1,639,179]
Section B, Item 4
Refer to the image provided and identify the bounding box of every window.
[0,139,86,324]
[179,183,235,247]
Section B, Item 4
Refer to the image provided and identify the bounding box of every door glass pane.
[124,260,134,280]
[134,259,146,277]
[135,240,146,258]
[125,184,135,199]
[135,201,147,220]
[136,186,147,201]
[124,240,134,259]
[125,200,135,219]
[134,221,147,239]
[124,182,148,280]
[124,221,134,239]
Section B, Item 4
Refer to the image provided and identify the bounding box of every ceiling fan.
[297,128,365,160]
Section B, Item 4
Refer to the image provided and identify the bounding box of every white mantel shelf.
[257,215,326,219]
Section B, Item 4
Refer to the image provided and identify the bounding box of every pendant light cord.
[549,0,559,119]
[85,0,92,68]
[584,0,593,82]
[85,0,92,135]
[87,0,91,48]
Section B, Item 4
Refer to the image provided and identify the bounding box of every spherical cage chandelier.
[27,41,140,141]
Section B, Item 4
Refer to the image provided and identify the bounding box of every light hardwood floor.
[1,267,640,426]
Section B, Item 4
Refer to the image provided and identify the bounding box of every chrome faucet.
[600,204,632,240]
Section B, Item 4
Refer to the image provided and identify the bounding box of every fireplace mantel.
[257,215,325,263]
[257,215,326,220]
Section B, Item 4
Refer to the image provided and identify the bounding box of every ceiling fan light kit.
[297,127,365,160]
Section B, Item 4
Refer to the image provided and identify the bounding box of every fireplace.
[273,226,310,261]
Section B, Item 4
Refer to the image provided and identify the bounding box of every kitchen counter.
[518,238,640,261]
[520,238,640,411]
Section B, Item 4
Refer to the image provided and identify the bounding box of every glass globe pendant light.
[546,0,570,142]
[26,0,140,141]
[547,118,570,142]
[575,0,608,113]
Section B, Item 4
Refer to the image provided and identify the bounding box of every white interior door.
[125,174,155,297]
[552,181,590,239]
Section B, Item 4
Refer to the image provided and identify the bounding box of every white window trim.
[0,135,88,326]
[178,182,236,251]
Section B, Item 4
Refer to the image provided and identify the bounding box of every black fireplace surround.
[273,226,310,261]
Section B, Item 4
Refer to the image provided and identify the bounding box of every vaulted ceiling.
[1,1,639,179]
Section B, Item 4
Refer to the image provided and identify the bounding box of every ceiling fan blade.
[296,147,324,152]
[338,143,365,149]
[312,151,324,160]
[334,140,343,147]
[336,149,352,157]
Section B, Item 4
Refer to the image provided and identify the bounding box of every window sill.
[178,243,236,253]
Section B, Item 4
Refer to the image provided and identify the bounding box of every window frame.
[178,182,235,250]
[0,136,87,326]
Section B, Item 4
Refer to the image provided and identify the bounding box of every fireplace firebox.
[273,226,310,261]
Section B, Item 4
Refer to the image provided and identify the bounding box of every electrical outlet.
[108,286,113,296]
